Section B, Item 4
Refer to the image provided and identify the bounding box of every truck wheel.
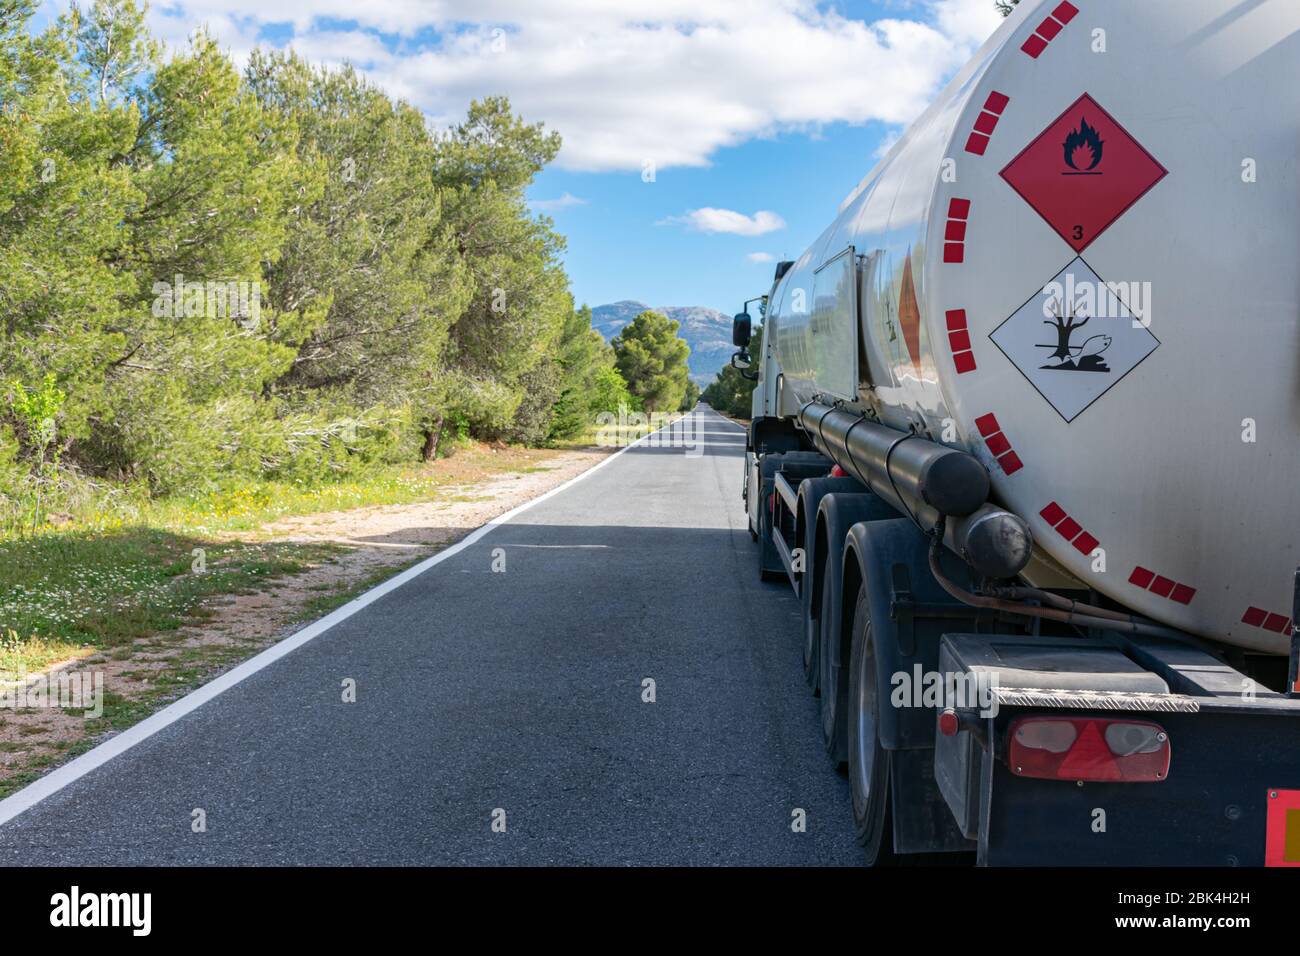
[756,476,774,579]
[818,569,847,765]
[803,605,820,696]
[847,584,896,865]
[756,457,784,581]
[802,540,820,694]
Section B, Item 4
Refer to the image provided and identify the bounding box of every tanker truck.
[731,0,1300,866]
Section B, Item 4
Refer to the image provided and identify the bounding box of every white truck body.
[759,0,1300,651]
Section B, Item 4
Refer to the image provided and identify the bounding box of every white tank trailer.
[732,0,1300,866]
[754,0,1300,653]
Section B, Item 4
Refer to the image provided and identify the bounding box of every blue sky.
[38,0,1006,314]
[530,119,899,313]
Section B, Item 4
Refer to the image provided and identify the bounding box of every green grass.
[0,528,341,680]
[0,631,87,677]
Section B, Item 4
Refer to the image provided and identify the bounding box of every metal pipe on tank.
[798,401,1032,580]
[800,402,989,517]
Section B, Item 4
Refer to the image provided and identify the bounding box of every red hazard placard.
[1001,93,1167,253]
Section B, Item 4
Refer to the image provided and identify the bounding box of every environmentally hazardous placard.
[1000,93,1167,253]
[990,257,1159,423]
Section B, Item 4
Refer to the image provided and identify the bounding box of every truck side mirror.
[730,350,752,370]
[732,313,752,348]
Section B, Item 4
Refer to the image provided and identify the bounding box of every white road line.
[0,423,671,828]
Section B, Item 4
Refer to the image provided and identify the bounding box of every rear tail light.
[938,709,961,737]
[1008,716,1170,783]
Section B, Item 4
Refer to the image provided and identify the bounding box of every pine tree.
[612,311,691,413]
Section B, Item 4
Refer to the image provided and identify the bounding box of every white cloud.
[80,0,1005,172]
[527,192,588,212]
[747,252,775,263]
[662,208,786,236]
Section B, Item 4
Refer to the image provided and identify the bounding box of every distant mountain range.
[591,301,734,386]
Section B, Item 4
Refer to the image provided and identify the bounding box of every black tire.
[795,600,816,697]
[818,569,847,764]
[756,456,784,581]
[847,584,897,865]
[757,476,777,580]
[803,583,820,695]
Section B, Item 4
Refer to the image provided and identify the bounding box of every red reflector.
[1266,789,1300,867]
[1009,717,1170,783]
[830,465,848,478]
[938,709,960,737]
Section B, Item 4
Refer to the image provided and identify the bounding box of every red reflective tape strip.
[1242,607,1294,632]
[949,312,975,372]
[968,94,1010,156]
[1040,502,1067,526]
[1150,576,1176,598]
[1129,566,1155,588]
[1052,1,1080,24]
[1243,606,1269,627]
[1056,517,1082,541]
[944,199,970,262]
[985,432,1011,457]
[984,91,1010,115]
[1041,503,1101,551]
[973,414,1023,474]
[1036,17,1063,41]
[1022,34,1048,58]
[1021,5,1075,58]
[1264,613,1291,634]
[1131,566,1198,604]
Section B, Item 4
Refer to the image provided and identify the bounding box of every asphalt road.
[0,407,861,865]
